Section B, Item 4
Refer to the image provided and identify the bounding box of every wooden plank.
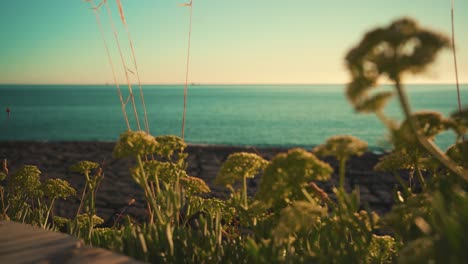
[0,221,144,264]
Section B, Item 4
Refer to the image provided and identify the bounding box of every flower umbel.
[113,131,159,158]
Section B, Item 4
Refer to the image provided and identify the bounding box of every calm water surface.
[0,84,466,150]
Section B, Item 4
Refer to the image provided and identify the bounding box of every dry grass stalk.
[86,0,131,130]
[116,0,126,25]
[104,0,142,131]
[181,0,194,139]
[451,0,463,141]
[116,0,151,134]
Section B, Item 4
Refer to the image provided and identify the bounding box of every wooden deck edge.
[0,221,145,264]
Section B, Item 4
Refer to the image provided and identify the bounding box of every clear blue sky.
[0,0,467,84]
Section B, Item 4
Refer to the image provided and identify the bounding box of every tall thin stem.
[88,0,131,130]
[394,77,468,182]
[451,0,464,141]
[243,175,248,209]
[43,198,56,228]
[104,0,141,131]
[339,158,347,190]
[181,1,194,139]
[451,1,462,113]
[117,0,151,134]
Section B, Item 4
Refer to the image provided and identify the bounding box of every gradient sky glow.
[0,0,467,84]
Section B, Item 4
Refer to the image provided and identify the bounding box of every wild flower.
[52,216,69,229]
[346,18,450,95]
[374,150,415,172]
[71,160,103,242]
[42,178,76,200]
[76,213,104,228]
[345,17,467,181]
[155,134,187,159]
[366,235,397,263]
[272,200,327,244]
[313,135,368,161]
[7,165,42,198]
[70,161,99,178]
[313,135,368,190]
[256,148,332,208]
[180,176,211,195]
[131,160,187,186]
[216,152,267,209]
[113,131,159,158]
[216,152,268,186]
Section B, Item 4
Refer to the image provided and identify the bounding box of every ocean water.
[0,84,466,150]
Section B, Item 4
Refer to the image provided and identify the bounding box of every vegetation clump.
[1,17,467,263]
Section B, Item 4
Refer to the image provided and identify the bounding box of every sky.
[0,0,467,85]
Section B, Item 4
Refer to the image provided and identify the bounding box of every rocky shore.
[0,141,401,224]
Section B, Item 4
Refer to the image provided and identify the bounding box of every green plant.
[347,17,468,263]
[313,135,368,190]
[256,148,332,209]
[70,160,103,242]
[215,152,267,209]
[345,17,467,182]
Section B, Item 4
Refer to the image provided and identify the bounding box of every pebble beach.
[0,141,400,225]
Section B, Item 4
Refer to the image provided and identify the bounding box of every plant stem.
[415,164,426,191]
[243,175,248,209]
[339,158,347,190]
[43,198,56,228]
[137,155,159,224]
[76,184,88,217]
[451,1,463,142]
[394,78,468,182]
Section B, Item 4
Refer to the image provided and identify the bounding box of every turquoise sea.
[0,84,466,150]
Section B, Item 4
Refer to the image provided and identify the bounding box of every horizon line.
[1,82,467,86]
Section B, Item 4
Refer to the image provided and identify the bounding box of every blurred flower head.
[113,131,159,158]
[215,152,268,186]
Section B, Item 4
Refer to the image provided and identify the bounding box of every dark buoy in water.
[6,107,10,118]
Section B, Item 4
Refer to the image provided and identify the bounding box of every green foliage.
[355,91,394,113]
[256,148,332,208]
[272,200,327,243]
[449,107,468,138]
[180,176,211,195]
[131,160,187,186]
[394,111,450,148]
[42,178,76,200]
[215,152,267,186]
[314,135,368,161]
[446,141,468,169]
[215,152,267,209]
[4,16,468,264]
[346,18,450,106]
[366,235,397,263]
[70,161,99,175]
[314,135,368,189]
[154,135,188,165]
[374,149,414,172]
[7,165,42,198]
[113,130,159,158]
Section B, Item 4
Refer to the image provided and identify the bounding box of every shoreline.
[0,141,399,224]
